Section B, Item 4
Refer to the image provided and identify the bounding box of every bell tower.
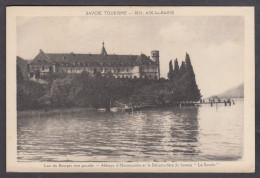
[151,50,160,79]
[151,50,159,64]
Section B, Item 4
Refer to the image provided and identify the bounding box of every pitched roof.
[30,50,157,67]
[30,49,55,65]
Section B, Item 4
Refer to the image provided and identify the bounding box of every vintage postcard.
[6,6,254,172]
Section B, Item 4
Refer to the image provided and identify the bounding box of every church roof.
[30,49,157,67]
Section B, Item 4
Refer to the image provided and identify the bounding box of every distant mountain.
[211,83,244,99]
[17,56,29,80]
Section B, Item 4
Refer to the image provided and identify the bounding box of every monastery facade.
[28,43,160,79]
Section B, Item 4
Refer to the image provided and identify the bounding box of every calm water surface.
[18,99,244,162]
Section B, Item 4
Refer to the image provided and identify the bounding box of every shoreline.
[17,98,244,118]
[17,103,197,118]
[17,107,97,118]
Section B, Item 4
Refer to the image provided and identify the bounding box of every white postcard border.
[6,6,255,173]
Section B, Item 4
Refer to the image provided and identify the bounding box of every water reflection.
[17,100,243,162]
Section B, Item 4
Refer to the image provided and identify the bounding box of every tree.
[17,65,24,83]
[173,58,180,73]
[180,53,201,101]
[47,75,75,107]
[168,60,174,80]
[17,81,48,110]
[166,52,201,102]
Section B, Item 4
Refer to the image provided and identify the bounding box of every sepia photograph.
[6,6,254,172]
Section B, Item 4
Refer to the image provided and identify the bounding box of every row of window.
[58,67,133,73]
[140,67,158,72]
[117,75,156,79]
[31,66,49,71]
[60,62,135,66]
[32,65,157,72]
[29,71,158,80]
[117,76,136,79]
[140,75,158,79]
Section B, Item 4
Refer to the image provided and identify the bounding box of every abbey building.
[28,42,160,79]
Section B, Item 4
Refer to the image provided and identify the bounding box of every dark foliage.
[17,80,49,110]
[167,53,201,101]
[17,65,24,83]
[17,53,201,111]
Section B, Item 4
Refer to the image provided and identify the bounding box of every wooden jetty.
[196,100,235,106]
[111,97,235,113]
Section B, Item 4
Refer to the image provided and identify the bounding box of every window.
[118,68,120,72]
[127,68,129,72]
[42,66,44,70]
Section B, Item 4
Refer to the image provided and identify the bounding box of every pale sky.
[17,16,244,97]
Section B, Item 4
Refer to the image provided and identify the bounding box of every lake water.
[17,99,244,162]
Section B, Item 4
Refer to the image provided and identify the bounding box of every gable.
[30,49,54,65]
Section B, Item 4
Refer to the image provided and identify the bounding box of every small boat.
[124,106,134,112]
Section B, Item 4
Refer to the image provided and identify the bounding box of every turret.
[151,50,159,64]
[151,50,160,79]
[100,41,108,56]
